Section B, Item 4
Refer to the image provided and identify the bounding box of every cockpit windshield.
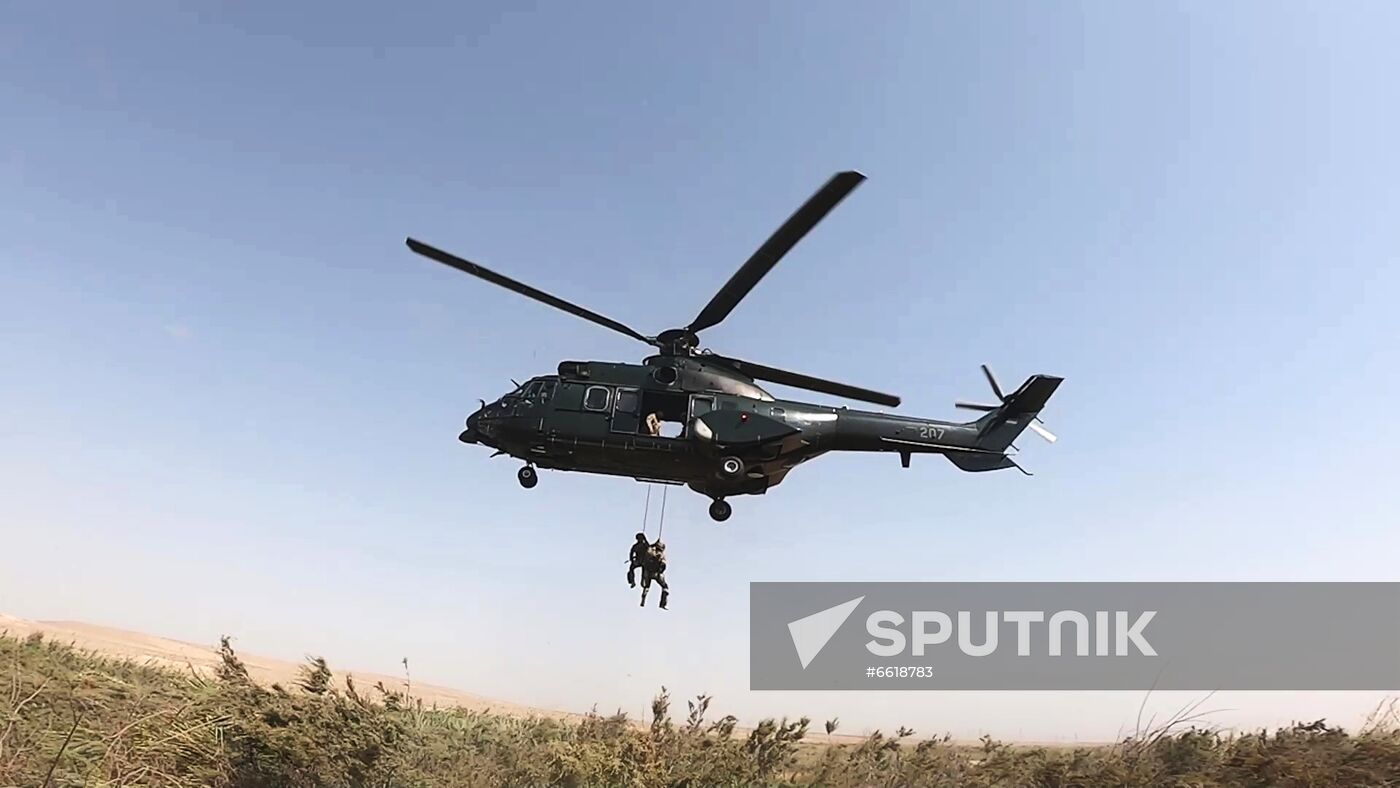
[498,377,557,406]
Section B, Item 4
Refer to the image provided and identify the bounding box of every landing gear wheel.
[719,456,744,479]
[517,465,538,489]
[709,498,732,522]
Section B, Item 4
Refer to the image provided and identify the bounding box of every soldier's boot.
[627,566,636,588]
[659,589,669,610]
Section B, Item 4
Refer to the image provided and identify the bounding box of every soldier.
[640,540,669,610]
[627,532,650,588]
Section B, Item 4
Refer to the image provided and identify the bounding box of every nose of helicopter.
[459,408,482,444]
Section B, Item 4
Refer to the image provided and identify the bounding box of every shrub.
[1,633,1395,787]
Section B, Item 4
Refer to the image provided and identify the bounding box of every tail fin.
[945,375,1061,473]
[970,374,1063,453]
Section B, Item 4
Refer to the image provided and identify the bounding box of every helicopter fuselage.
[457,356,1056,520]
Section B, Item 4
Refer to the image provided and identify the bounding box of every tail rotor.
[955,364,1058,443]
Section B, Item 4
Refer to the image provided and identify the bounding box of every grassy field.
[2,632,1396,787]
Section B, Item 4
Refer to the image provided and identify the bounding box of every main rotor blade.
[981,364,1006,401]
[406,238,653,346]
[688,171,866,333]
[710,354,900,408]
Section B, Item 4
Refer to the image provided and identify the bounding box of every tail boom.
[821,373,1061,473]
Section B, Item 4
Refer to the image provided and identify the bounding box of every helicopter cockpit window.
[522,380,545,402]
[583,385,611,412]
[539,379,557,402]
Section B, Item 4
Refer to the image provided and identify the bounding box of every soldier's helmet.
[635,532,646,541]
[653,541,665,551]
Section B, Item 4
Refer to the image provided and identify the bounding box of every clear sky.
[2,3,1397,741]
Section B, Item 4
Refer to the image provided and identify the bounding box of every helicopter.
[407,170,1062,522]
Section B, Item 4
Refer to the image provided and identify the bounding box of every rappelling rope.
[639,484,670,540]
[656,486,668,539]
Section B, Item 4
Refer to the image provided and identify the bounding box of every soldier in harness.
[627,532,649,588]
[639,540,669,610]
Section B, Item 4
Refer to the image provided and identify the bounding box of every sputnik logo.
[787,596,864,669]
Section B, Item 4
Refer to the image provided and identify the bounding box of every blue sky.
[2,3,1397,740]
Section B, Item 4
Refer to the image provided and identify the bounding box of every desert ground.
[0,612,581,720]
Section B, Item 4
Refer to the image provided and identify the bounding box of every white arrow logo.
[787,596,864,669]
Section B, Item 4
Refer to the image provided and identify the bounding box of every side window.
[522,381,544,401]
[555,382,584,410]
[691,396,714,419]
[615,389,639,414]
[539,379,557,403]
[584,385,611,412]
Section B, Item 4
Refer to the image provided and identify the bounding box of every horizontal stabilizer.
[945,453,1017,472]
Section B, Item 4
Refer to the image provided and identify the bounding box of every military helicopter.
[407,171,1062,522]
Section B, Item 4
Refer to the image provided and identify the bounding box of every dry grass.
[2,632,1396,787]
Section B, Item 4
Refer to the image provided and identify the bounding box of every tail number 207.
[918,425,945,440]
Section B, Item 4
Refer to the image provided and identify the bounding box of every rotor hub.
[654,328,700,356]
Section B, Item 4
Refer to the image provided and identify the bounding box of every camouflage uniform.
[627,533,650,588]
[640,541,669,609]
